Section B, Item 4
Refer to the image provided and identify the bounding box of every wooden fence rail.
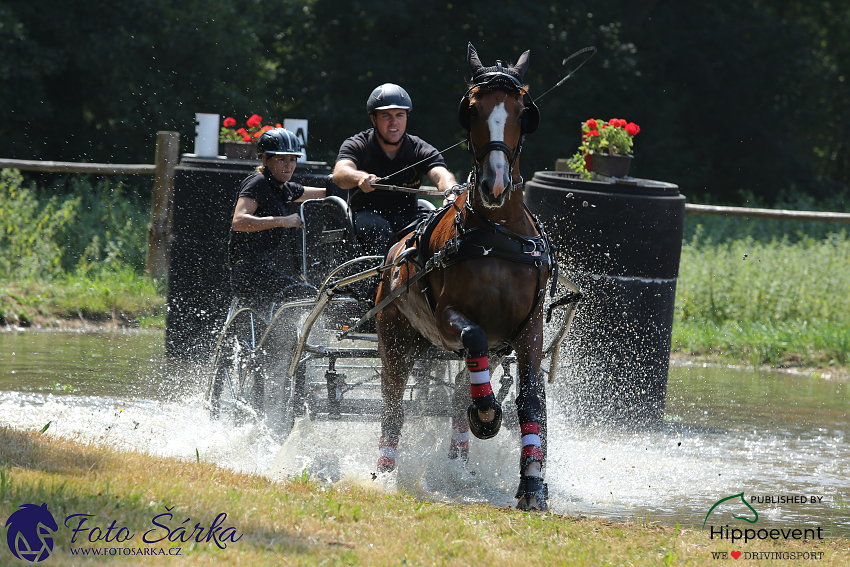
[0,158,155,175]
[4,149,850,277]
[0,131,180,278]
[685,203,850,224]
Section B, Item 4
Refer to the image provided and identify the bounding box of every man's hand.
[358,173,378,193]
[331,160,379,192]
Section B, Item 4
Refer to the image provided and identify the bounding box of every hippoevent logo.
[704,492,826,561]
[4,503,242,561]
[5,503,58,562]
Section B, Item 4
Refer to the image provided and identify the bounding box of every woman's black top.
[227,170,304,266]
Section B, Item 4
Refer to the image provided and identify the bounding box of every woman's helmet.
[366,83,412,114]
[256,128,303,157]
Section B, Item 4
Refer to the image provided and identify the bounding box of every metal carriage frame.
[204,194,582,438]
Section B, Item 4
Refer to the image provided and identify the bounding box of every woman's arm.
[231,196,301,232]
[294,186,327,202]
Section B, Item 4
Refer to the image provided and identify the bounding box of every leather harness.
[342,187,558,355]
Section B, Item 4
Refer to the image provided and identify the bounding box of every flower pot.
[223,141,257,159]
[592,153,633,178]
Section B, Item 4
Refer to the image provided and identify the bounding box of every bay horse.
[374,43,553,511]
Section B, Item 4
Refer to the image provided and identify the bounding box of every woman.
[228,128,326,302]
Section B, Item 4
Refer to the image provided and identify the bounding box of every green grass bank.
[2,170,850,372]
[2,427,848,567]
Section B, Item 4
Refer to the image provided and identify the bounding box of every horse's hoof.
[515,475,548,512]
[467,401,502,439]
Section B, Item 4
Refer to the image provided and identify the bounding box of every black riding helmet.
[256,128,303,157]
[366,83,412,114]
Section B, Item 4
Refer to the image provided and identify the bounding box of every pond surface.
[1,329,847,534]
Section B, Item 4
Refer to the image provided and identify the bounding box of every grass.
[1,426,847,566]
[673,219,850,371]
[0,267,165,328]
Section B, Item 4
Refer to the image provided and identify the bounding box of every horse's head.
[459,43,539,208]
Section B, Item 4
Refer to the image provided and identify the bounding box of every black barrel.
[525,171,685,424]
[166,155,331,361]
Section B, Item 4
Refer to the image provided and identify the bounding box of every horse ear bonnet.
[458,42,540,135]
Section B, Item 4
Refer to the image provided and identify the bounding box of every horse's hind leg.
[448,366,472,463]
[376,303,428,473]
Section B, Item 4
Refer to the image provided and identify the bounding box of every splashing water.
[1,330,848,532]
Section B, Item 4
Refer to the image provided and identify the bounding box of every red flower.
[625,122,640,136]
[241,134,252,142]
[586,118,598,130]
[223,117,237,128]
[275,123,282,128]
[261,125,274,132]
[246,114,263,128]
[587,130,600,137]
[608,118,619,126]
[253,130,263,138]
[236,128,248,136]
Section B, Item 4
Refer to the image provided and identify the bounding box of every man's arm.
[332,160,378,193]
[427,166,457,193]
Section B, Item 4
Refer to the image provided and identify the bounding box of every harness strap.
[337,263,432,340]
[339,192,558,351]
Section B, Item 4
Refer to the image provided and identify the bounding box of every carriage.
[204,42,585,510]
[203,190,582,439]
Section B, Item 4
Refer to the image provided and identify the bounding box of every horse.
[373,43,553,511]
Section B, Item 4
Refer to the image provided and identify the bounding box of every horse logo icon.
[703,492,759,528]
[5,503,58,562]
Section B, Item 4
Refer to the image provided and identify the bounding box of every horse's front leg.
[439,307,502,440]
[513,317,549,511]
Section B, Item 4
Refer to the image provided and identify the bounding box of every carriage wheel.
[207,308,268,425]
[259,305,311,439]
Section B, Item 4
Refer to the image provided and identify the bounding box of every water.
[1,329,848,533]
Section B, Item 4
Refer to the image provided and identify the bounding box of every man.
[332,83,457,256]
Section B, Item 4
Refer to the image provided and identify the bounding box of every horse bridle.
[466,126,526,195]
[460,69,536,195]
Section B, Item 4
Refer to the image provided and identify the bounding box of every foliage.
[0,169,76,279]
[568,117,640,179]
[673,222,850,366]
[5,1,848,203]
[682,190,850,244]
[219,114,276,143]
[0,169,148,278]
[582,118,640,156]
[0,0,273,164]
[0,168,160,325]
